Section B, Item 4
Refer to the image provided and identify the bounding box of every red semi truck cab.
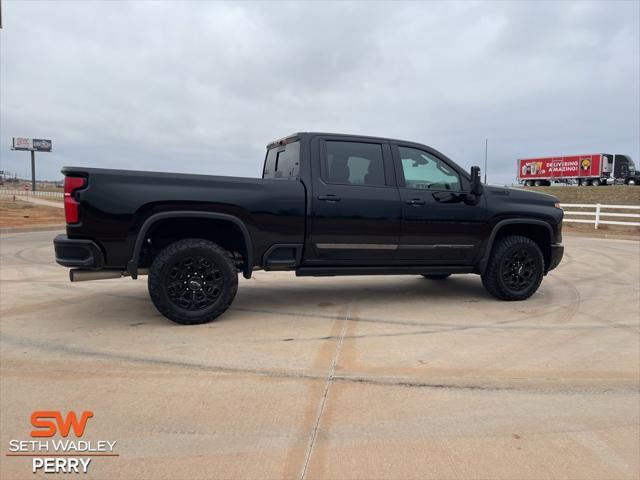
[517,154,638,186]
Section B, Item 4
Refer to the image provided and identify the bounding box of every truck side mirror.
[470,166,483,196]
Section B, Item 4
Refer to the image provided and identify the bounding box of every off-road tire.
[148,239,238,325]
[481,235,544,301]
[422,274,451,280]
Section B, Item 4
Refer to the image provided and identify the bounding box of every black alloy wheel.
[148,239,238,325]
[500,248,537,293]
[481,235,544,301]
[165,255,225,311]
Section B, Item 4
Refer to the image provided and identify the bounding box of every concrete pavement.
[0,231,638,479]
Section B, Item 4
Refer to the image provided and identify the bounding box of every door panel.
[393,145,486,264]
[398,189,486,264]
[308,139,401,264]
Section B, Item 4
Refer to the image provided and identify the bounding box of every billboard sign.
[12,137,32,150]
[32,139,52,152]
[12,138,52,152]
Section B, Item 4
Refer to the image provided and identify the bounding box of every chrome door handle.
[405,198,425,206]
[317,194,341,202]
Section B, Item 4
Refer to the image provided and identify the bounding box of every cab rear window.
[263,141,300,179]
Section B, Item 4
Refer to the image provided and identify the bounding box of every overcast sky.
[1,0,638,184]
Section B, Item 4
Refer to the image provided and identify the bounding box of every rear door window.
[322,141,386,186]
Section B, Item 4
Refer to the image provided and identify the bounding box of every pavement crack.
[299,307,351,480]
[1,333,637,395]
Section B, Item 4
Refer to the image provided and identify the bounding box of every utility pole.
[30,150,36,191]
[484,138,488,184]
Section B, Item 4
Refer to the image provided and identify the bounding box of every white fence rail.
[0,189,63,199]
[561,203,640,229]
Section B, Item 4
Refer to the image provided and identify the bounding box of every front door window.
[398,147,461,191]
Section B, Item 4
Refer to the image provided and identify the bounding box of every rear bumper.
[54,234,104,269]
[548,243,564,272]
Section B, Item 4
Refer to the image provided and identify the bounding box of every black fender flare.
[478,218,553,275]
[127,211,254,279]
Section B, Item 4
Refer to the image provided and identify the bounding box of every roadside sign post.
[31,150,36,192]
[10,137,52,192]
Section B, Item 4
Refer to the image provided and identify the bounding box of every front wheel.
[148,239,238,325]
[481,235,544,301]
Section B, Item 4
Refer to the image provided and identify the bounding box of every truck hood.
[484,185,559,206]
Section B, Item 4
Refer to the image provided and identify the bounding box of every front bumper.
[54,234,104,269]
[548,243,564,272]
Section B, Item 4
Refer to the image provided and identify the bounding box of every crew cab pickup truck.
[54,133,564,325]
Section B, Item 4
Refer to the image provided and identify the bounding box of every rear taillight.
[64,176,86,224]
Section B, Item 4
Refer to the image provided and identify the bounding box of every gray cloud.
[1,0,638,184]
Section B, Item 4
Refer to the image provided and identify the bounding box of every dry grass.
[520,185,640,205]
[0,183,63,193]
[37,185,64,192]
[0,197,64,228]
[37,195,64,202]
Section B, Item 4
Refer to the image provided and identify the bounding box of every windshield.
[617,155,636,174]
[627,160,636,174]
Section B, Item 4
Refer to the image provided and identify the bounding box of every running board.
[70,269,124,282]
[295,266,474,277]
[69,268,149,282]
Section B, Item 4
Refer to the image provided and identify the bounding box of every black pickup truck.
[54,133,564,324]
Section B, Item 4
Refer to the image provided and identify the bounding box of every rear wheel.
[148,239,238,325]
[579,178,590,186]
[422,274,451,280]
[534,180,544,187]
[481,235,544,301]
[591,178,601,186]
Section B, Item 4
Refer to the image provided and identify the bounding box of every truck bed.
[62,166,306,268]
